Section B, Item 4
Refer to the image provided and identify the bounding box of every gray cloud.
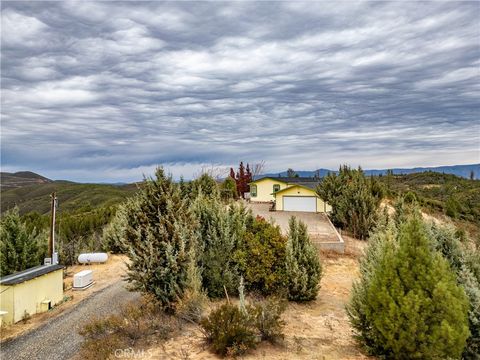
[1,1,479,182]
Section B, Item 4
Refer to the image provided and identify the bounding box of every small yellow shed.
[0,264,64,325]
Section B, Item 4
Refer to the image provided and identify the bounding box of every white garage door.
[283,196,317,212]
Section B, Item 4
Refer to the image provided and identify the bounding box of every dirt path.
[0,281,139,360]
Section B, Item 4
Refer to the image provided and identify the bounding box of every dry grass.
[143,237,373,360]
[79,295,179,360]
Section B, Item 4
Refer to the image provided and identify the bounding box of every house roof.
[272,183,319,195]
[251,176,319,187]
[0,264,64,286]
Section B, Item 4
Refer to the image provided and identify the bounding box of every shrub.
[200,303,257,356]
[175,288,208,324]
[403,191,417,203]
[79,296,176,360]
[120,167,197,312]
[201,277,287,357]
[446,195,461,219]
[348,215,470,358]
[237,216,287,295]
[250,297,287,343]
[285,217,322,301]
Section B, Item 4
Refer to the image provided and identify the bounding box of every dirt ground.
[0,254,128,343]
[148,236,372,360]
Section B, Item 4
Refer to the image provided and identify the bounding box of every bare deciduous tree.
[194,164,230,180]
[251,161,266,178]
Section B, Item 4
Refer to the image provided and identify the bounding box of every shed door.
[283,196,317,212]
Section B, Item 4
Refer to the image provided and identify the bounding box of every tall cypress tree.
[192,195,249,297]
[285,217,322,301]
[121,167,197,312]
[346,217,398,353]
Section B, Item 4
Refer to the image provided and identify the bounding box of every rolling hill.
[0,171,52,190]
[1,172,138,215]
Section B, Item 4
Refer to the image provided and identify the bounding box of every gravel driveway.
[0,281,140,360]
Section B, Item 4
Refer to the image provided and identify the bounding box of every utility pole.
[48,192,57,264]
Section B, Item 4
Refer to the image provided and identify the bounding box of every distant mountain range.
[262,164,480,180]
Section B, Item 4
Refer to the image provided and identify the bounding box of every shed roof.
[0,264,64,286]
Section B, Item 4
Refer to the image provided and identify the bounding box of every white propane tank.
[78,252,108,264]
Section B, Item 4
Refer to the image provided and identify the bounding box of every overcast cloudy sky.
[1,1,479,182]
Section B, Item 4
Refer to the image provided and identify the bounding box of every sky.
[1,1,479,182]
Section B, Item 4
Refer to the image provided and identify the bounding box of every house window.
[273,184,281,193]
[251,185,257,197]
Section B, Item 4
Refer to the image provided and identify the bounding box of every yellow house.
[249,177,332,213]
[0,264,64,325]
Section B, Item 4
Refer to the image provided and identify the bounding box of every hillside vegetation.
[1,181,138,215]
[380,171,480,224]
[0,171,51,190]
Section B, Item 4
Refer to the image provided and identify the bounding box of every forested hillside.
[1,181,138,215]
[380,171,480,224]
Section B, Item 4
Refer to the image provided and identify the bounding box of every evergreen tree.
[347,217,398,353]
[179,176,189,199]
[120,167,197,312]
[191,173,219,200]
[220,176,238,200]
[285,217,322,301]
[238,216,287,295]
[101,203,129,253]
[191,195,248,297]
[429,224,480,359]
[317,165,384,239]
[0,207,43,276]
[350,215,470,358]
